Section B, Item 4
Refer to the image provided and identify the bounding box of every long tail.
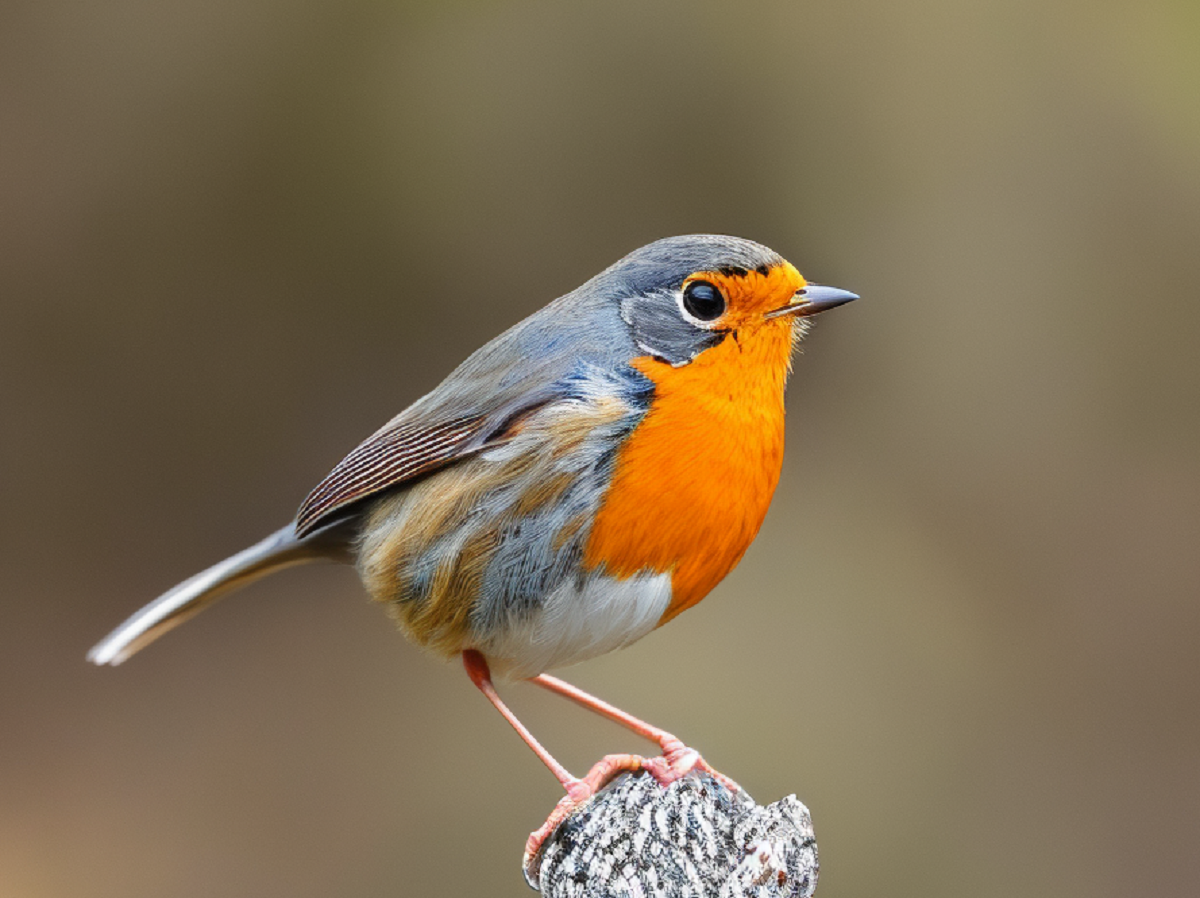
[88,521,352,666]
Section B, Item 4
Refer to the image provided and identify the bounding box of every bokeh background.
[3,1,1198,896]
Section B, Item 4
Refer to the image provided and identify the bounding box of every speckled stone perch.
[526,771,818,897]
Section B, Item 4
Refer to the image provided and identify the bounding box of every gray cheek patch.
[620,291,723,366]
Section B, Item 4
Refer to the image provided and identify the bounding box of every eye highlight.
[682,280,726,322]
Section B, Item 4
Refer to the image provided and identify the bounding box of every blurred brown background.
[3,1,1198,895]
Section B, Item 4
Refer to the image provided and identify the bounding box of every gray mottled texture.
[472,364,654,621]
[465,365,653,628]
[528,772,818,898]
[354,359,665,675]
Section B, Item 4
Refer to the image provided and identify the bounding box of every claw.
[522,743,738,882]
[523,752,647,875]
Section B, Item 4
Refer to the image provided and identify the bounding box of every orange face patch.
[584,263,803,623]
[685,261,806,331]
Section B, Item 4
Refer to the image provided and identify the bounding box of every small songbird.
[88,234,856,868]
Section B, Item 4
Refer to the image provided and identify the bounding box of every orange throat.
[584,318,795,623]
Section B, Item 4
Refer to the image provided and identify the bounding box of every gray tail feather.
[88,521,351,666]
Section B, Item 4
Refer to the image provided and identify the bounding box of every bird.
[88,234,856,868]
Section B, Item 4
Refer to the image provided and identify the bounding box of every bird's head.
[605,234,857,368]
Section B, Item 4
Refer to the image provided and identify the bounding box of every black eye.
[682,280,725,322]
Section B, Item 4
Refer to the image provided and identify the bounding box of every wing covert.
[294,413,488,537]
[294,274,641,538]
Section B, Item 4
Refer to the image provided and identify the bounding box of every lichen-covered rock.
[527,771,817,898]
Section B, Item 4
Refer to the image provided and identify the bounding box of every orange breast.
[584,319,795,623]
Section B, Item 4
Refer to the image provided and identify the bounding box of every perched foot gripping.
[460,651,736,874]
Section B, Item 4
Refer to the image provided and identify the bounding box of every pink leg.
[463,653,739,877]
[530,672,737,792]
[461,652,658,870]
[462,650,578,790]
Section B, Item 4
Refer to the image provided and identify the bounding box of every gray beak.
[766,284,860,319]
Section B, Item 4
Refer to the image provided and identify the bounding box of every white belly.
[475,571,672,680]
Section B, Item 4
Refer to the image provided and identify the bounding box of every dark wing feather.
[295,413,488,537]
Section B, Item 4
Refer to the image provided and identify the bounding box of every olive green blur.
[2,1,1197,896]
